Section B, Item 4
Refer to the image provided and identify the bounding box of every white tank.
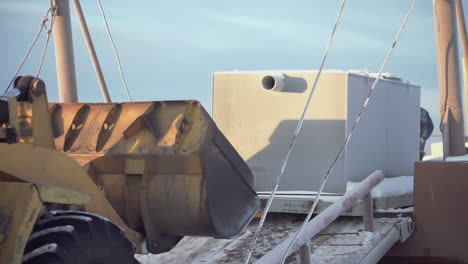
[212,70,420,194]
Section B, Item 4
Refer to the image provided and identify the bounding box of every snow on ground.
[376,206,414,213]
[423,154,468,162]
[346,176,413,198]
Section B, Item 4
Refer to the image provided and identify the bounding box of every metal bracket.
[398,217,414,242]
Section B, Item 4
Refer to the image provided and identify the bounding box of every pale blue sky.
[1,0,467,128]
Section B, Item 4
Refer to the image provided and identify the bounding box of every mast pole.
[455,0,468,139]
[52,0,79,103]
[72,0,111,103]
[433,0,466,157]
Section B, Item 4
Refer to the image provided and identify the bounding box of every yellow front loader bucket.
[47,100,260,253]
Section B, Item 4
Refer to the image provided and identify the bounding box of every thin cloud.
[0,2,47,16]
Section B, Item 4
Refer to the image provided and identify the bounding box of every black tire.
[22,211,138,264]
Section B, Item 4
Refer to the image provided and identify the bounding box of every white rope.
[96,0,133,101]
[243,1,347,263]
[279,1,417,263]
[3,6,55,94]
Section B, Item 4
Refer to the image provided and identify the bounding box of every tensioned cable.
[36,6,57,78]
[2,6,55,94]
[243,1,348,263]
[279,1,417,263]
[96,0,133,101]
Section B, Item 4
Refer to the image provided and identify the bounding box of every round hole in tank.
[262,75,276,90]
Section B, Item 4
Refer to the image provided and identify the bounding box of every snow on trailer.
[136,215,412,264]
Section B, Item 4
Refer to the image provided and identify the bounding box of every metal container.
[212,70,420,194]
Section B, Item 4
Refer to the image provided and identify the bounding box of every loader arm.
[0,76,260,255]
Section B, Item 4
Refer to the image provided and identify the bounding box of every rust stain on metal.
[158,113,183,147]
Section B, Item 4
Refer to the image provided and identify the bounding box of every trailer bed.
[136,214,411,264]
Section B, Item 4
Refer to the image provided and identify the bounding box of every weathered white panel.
[385,81,420,176]
[212,70,420,194]
[345,73,387,182]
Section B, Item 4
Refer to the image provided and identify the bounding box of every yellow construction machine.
[0,76,260,263]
